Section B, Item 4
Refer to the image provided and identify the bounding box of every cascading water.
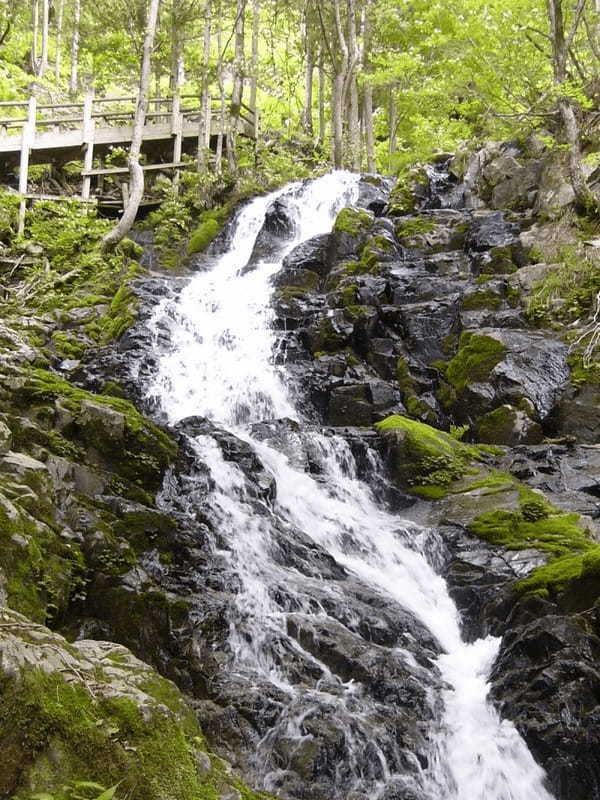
[144,172,554,800]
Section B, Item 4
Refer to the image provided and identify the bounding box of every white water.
[145,172,554,800]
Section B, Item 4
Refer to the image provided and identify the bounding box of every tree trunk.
[38,0,49,76]
[547,0,595,210]
[215,25,225,173]
[31,0,38,73]
[229,0,246,170]
[170,0,184,188]
[55,0,64,81]
[198,0,212,170]
[301,9,314,137]
[346,0,360,170]
[69,0,81,96]
[102,0,161,249]
[388,87,397,163]
[318,48,326,146]
[362,0,375,172]
[249,0,259,118]
[332,0,348,168]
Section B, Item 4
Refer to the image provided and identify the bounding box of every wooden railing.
[0,91,258,232]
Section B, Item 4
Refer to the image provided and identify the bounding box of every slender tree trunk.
[69,0,81,96]
[55,0,64,81]
[388,86,397,162]
[249,0,259,118]
[362,0,375,172]
[170,0,184,188]
[301,10,314,137]
[346,0,360,170]
[102,0,161,249]
[198,0,212,170]
[215,26,224,173]
[318,48,326,146]
[228,0,246,170]
[332,0,348,168]
[38,0,49,76]
[547,0,595,210]
[31,0,38,73]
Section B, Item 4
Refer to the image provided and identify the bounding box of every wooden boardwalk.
[0,91,258,230]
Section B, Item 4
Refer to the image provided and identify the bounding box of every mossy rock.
[188,218,222,255]
[444,332,507,394]
[476,404,543,446]
[333,207,374,237]
[374,414,489,491]
[0,478,84,623]
[13,368,177,495]
[461,288,503,312]
[0,608,273,800]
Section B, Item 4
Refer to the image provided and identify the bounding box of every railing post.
[18,96,37,235]
[171,93,183,191]
[81,88,95,201]
[205,92,212,148]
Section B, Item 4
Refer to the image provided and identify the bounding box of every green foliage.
[527,245,600,325]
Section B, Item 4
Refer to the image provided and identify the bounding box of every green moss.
[4,664,273,800]
[50,332,85,360]
[469,485,589,556]
[445,332,506,393]
[375,414,487,489]
[188,218,222,255]
[339,284,359,306]
[14,368,177,494]
[310,318,347,353]
[476,406,517,443]
[0,488,85,623]
[485,245,517,274]
[461,290,502,311]
[97,279,139,344]
[333,207,374,237]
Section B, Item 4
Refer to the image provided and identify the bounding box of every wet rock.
[447,328,570,426]
[557,385,600,443]
[280,234,332,278]
[327,384,373,426]
[489,611,600,800]
[356,175,393,215]
[247,196,297,267]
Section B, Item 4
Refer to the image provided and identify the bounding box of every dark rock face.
[247,195,298,268]
[490,610,600,800]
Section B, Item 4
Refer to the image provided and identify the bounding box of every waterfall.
[145,172,554,800]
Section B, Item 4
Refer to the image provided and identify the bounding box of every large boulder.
[441,329,570,426]
[0,607,265,800]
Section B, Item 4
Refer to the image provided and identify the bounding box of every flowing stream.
[145,172,554,800]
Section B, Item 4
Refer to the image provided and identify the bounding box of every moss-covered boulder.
[10,368,177,498]
[330,207,375,261]
[374,414,490,496]
[0,608,272,800]
[438,329,570,427]
[475,404,543,446]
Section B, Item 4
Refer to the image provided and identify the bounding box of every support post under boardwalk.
[18,97,37,235]
[81,89,95,201]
